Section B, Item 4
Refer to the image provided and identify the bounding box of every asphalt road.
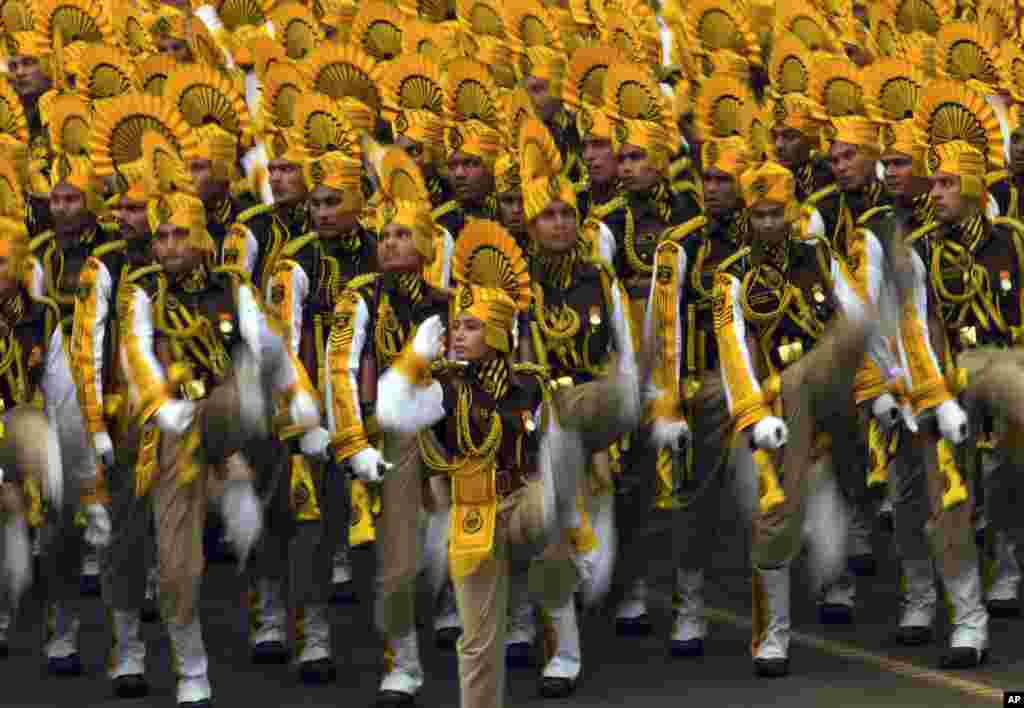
[1,510,1021,708]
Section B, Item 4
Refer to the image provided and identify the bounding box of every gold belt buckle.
[777,339,803,366]
[959,325,977,349]
[181,379,207,401]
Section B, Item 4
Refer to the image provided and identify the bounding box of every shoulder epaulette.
[280,233,320,259]
[805,184,838,206]
[663,215,707,243]
[512,361,552,388]
[431,200,459,221]
[670,180,699,198]
[92,240,127,259]
[906,222,940,246]
[98,220,119,236]
[717,247,749,279]
[29,230,53,253]
[857,205,893,226]
[992,216,1024,238]
[124,264,163,284]
[592,195,627,221]
[237,204,274,223]
[574,181,588,194]
[986,170,1009,187]
[345,272,380,291]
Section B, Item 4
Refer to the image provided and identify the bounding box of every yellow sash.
[448,455,498,580]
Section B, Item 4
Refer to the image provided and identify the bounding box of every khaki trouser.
[673,371,735,570]
[154,380,249,625]
[455,482,563,708]
[753,316,870,570]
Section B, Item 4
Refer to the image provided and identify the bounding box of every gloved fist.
[221,480,263,568]
[350,447,393,483]
[936,399,968,445]
[94,432,114,469]
[871,393,900,431]
[2,516,31,603]
[83,503,112,547]
[651,418,691,453]
[154,399,196,437]
[413,315,445,362]
[752,416,788,450]
[300,427,330,461]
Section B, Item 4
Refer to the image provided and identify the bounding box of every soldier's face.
[7,55,50,99]
[749,201,789,242]
[703,168,740,218]
[531,200,576,254]
[772,128,810,170]
[929,172,977,224]
[395,135,431,174]
[157,37,193,63]
[117,198,150,241]
[153,224,202,275]
[525,76,559,123]
[268,159,308,206]
[880,153,920,200]
[496,190,525,236]
[1010,129,1024,178]
[617,144,660,194]
[310,185,360,237]
[49,183,89,237]
[451,313,491,362]
[0,256,18,298]
[377,223,423,274]
[189,159,229,206]
[582,137,616,187]
[829,141,876,192]
[448,152,493,206]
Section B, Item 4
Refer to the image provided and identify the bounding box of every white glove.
[288,391,320,430]
[350,447,393,483]
[154,399,196,437]
[2,516,31,603]
[936,399,968,445]
[899,402,919,433]
[752,416,788,450]
[650,418,691,453]
[413,315,445,362]
[871,393,900,431]
[221,480,263,568]
[300,427,330,461]
[83,503,112,547]
[94,432,114,468]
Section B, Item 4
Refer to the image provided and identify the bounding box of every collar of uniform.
[796,161,816,199]
[628,180,674,224]
[843,180,886,217]
[468,355,509,402]
[948,213,988,252]
[0,290,26,337]
[208,197,233,226]
[176,263,210,294]
[910,193,934,229]
[386,271,424,304]
[535,247,578,290]
[711,210,748,246]
[751,234,791,274]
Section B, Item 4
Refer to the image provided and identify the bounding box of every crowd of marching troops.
[1,0,1024,705]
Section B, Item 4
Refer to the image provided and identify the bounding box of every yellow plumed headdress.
[863,58,925,122]
[351,0,404,61]
[686,0,761,67]
[518,117,575,222]
[382,54,445,161]
[261,60,308,128]
[914,78,1004,171]
[741,160,797,214]
[293,94,356,160]
[0,158,25,219]
[935,21,1002,95]
[562,45,626,111]
[879,119,926,174]
[807,56,865,118]
[927,139,987,199]
[73,43,137,102]
[701,135,753,179]
[445,57,500,127]
[774,1,838,53]
[0,216,30,288]
[37,0,113,45]
[164,64,251,142]
[693,74,753,141]
[365,140,435,263]
[0,76,28,143]
[769,32,813,97]
[893,0,955,35]
[304,43,384,116]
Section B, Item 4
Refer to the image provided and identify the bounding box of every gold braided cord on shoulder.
[445,56,499,126]
[381,54,444,115]
[999,39,1024,103]
[351,0,404,61]
[456,0,505,38]
[164,64,250,138]
[914,78,1004,169]
[770,31,812,96]
[519,116,562,181]
[562,45,626,110]
[260,60,308,128]
[935,21,1002,93]
[894,0,955,35]
[604,60,664,122]
[218,0,273,30]
[140,130,195,195]
[452,220,531,311]
[37,0,113,44]
[863,57,925,121]
[270,2,322,61]
[774,0,838,53]
[504,0,558,50]
[293,93,355,158]
[0,76,28,142]
[303,42,384,114]
[89,93,199,180]
[45,92,91,155]
[74,43,137,101]
[807,55,865,117]
[694,73,752,139]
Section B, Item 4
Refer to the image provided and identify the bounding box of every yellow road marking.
[706,606,1006,704]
